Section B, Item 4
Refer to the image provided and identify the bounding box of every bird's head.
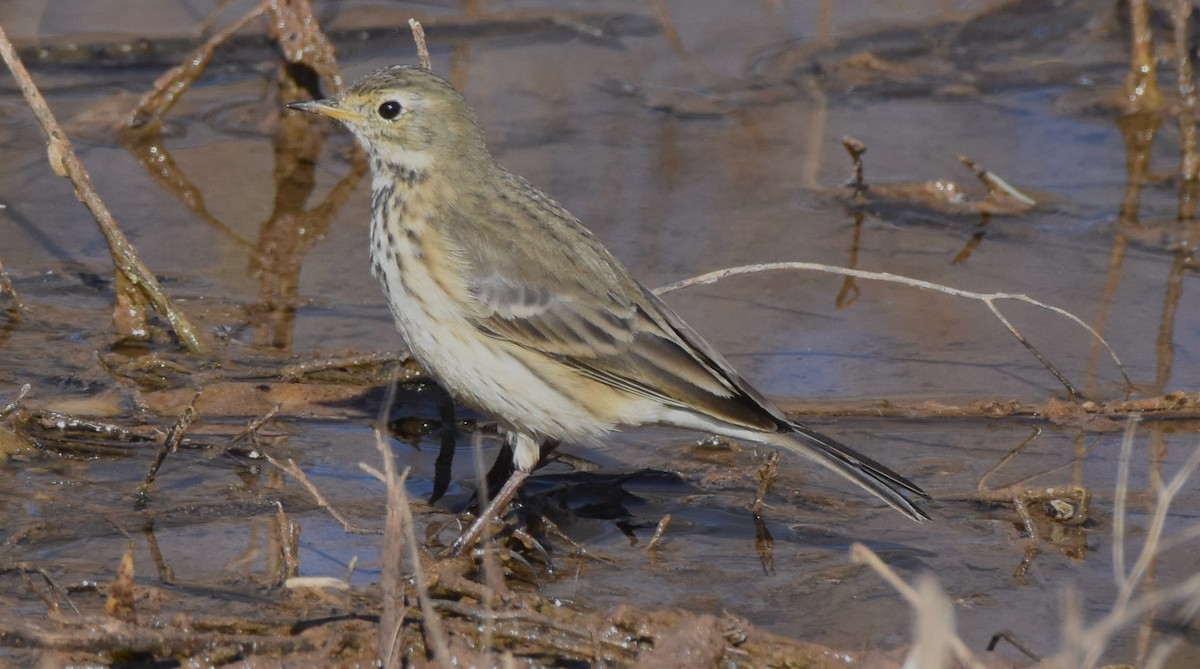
[288,65,489,179]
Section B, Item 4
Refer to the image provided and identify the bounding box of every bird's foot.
[446,469,529,557]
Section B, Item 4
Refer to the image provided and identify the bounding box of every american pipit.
[290,66,928,552]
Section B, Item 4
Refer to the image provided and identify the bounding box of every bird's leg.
[448,468,528,557]
[481,440,516,502]
[448,435,559,557]
[428,390,457,504]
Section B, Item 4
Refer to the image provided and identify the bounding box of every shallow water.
[1,0,1199,666]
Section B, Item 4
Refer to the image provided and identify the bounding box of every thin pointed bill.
[286,99,359,123]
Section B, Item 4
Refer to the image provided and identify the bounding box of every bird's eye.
[377,100,402,120]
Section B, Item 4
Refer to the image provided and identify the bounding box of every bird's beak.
[287,98,359,123]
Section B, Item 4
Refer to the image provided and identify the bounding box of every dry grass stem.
[656,262,1129,397]
[1112,418,1137,590]
[976,427,1041,492]
[371,369,451,667]
[0,20,205,353]
[410,19,432,70]
[911,421,1200,669]
[264,454,379,535]
[370,375,406,669]
[375,442,453,667]
[1112,431,1200,614]
[467,431,503,652]
[1062,572,1200,669]
[376,444,405,667]
[905,575,956,669]
[849,543,985,669]
[33,567,79,618]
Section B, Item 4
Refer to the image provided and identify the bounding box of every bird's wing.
[445,171,928,518]
[447,172,783,432]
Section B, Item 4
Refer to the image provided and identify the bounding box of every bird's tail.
[762,424,930,522]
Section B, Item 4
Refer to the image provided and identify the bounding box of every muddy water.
[1,0,1199,666]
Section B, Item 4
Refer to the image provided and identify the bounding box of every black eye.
[377,100,402,120]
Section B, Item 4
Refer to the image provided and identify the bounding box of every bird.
[288,65,928,553]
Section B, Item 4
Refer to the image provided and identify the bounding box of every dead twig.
[842,138,1034,216]
[959,155,1037,208]
[135,390,202,506]
[374,374,407,669]
[645,514,671,554]
[280,352,415,382]
[0,19,206,353]
[19,569,69,623]
[410,19,431,70]
[976,427,1041,493]
[275,502,300,582]
[369,371,451,669]
[656,262,1129,399]
[33,567,80,618]
[752,451,779,515]
[225,404,281,448]
[264,454,379,535]
[986,629,1043,662]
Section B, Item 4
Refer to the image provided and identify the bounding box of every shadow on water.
[0,0,1198,666]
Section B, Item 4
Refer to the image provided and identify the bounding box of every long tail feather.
[766,424,930,522]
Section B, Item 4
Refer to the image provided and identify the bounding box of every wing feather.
[437,169,927,517]
[451,171,782,432]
